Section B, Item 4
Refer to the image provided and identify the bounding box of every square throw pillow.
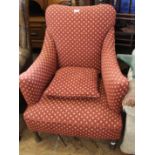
[44,67,100,98]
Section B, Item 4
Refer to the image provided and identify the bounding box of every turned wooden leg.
[34,132,42,142]
[109,141,117,149]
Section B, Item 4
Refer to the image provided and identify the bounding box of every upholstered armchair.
[20,4,128,147]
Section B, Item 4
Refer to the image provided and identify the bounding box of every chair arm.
[20,29,57,105]
[101,27,128,113]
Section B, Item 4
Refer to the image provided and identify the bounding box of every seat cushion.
[44,67,100,98]
[24,80,122,140]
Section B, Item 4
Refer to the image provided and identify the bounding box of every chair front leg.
[34,132,42,142]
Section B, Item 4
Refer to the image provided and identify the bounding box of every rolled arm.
[20,29,57,105]
[101,27,129,113]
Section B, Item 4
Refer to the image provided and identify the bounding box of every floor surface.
[20,129,126,155]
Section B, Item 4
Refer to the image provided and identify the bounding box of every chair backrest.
[45,4,116,71]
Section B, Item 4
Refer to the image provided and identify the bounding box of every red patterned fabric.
[101,27,128,113]
[20,30,57,105]
[44,67,100,98]
[24,80,122,140]
[20,4,129,141]
[46,4,116,71]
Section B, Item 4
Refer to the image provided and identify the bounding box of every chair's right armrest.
[20,30,57,105]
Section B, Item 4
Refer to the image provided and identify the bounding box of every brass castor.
[109,141,117,149]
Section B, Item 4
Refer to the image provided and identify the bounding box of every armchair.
[20,4,128,146]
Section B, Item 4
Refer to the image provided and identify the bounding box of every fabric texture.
[20,4,129,141]
[101,27,128,113]
[20,30,57,105]
[44,67,100,98]
[46,4,116,71]
[24,80,122,140]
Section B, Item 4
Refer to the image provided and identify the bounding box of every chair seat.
[24,80,122,140]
